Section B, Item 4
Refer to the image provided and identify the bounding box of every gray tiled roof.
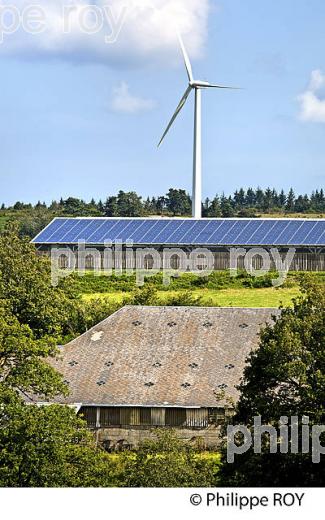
[49,306,280,408]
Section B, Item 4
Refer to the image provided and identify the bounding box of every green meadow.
[81,286,300,308]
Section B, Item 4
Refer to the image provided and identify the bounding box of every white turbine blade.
[177,32,193,83]
[158,86,192,147]
[206,83,242,89]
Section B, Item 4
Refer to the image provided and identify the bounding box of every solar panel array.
[32,218,325,246]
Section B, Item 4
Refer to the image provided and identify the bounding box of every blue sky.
[0,0,325,205]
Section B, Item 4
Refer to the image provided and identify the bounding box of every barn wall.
[43,246,325,272]
[79,406,230,450]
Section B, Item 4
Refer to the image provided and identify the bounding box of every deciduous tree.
[220,280,325,486]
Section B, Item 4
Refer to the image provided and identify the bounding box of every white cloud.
[0,0,210,68]
[297,69,325,123]
[308,69,325,91]
[109,82,155,113]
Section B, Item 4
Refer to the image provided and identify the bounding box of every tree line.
[2,187,325,219]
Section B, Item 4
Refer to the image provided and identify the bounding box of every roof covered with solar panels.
[32,217,325,247]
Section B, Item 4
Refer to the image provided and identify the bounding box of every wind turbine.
[158,34,239,219]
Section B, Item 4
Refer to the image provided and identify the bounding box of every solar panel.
[190,220,221,243]
[245,220,279,245]
[164,220,194,243]
[86,219,120,243]
[288,221,317,245]
[271,221,305,245]
[316,227,325,246]
[299,221,322,245]
[178,220,211,244]
[73,219,113,243]
[59,219,94,243]
[98,219,135,241]
[153,220,184,244]
[33,218,67,242]
[43,219,81,243]
[32,218,325,246]
[129,219,161,243]
[140,220,173,243]
[206,220,238,244]
[221,220,252,245]
[232,220,263,245]
[257,221,288,245]
[117,219,148,241]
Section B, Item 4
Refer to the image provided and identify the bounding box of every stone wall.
[95,425,223,451]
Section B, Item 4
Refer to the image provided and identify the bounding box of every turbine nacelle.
[190,80,211,88]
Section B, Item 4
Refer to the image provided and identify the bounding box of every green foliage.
[0,215,10,232]
[0,403,116,487]
[104,190,143,217]
[126,284,159,306]
[241,272,276,288]
[71,271,138,293]
[0,226,123,487]
[15,209,53,239]
[0,223,77,338]
[163,289,209,307]
[0,224,127,341]
[120,284,210,307]
[120,429,219,487]
[0,290,116,487]
[69,297,122,340]
[220,280,325,486]
[165,188,191,216]
[237,280,325,420]
[0,306,67,399]
[220,199,235,218]
[70,270,325,295]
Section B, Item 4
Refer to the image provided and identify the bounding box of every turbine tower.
[158,34,239,219]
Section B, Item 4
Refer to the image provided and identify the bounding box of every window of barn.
[85,254,94,269]
[165,408,209,427]
[151,408,166,426]
[59,254,69,269]
[186,409,209,427]
[129,408,141,425]
[170,254,180,270]
[100,407,153,427]
[120,408,131,426]
[79,407,97,427]
[165,408,187,427]
[81,407,213,428]
[100,407,120,427]
[144,254,155,270]
[120,408,142,426]
[140,408,151,425]
[197,253,208,271]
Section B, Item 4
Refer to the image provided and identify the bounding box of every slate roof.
[47,306,280,408]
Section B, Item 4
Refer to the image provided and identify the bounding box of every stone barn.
[39,306,279,450]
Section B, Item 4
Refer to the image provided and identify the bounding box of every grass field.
[261,212,325,219]
[81,286,301,308]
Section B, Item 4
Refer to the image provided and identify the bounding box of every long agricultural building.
[33,217,325,271]
[35,306,279,449]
